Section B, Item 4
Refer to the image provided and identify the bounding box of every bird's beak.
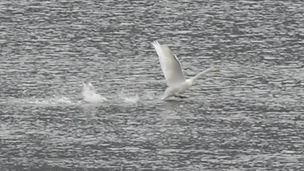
[213,67,219,72]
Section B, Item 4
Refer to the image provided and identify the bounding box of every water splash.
[4,85,160,106]
[118,89,140,104]
[143,91,159,100]
[81,81,107,103]
[7,96,75,106]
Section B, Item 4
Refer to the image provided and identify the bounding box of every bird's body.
[151,41,218,100]
[161,80,192,99]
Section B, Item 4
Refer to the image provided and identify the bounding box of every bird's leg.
[174,95,187,99]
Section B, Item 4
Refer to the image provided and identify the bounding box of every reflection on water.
[0,0,304,170]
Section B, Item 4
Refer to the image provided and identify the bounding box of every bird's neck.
[188,68,213,85]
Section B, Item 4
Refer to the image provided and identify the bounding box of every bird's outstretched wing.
[152,41,185,87]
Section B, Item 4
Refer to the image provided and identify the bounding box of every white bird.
[152,41,218,100]
[81,81,107,103]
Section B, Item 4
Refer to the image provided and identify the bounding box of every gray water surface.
[1,0,304,170]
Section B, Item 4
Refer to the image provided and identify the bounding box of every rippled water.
[1,0,304,170]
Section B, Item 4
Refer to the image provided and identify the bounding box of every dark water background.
[0,0,304,170]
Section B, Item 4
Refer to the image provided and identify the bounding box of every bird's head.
[212,67,219,72]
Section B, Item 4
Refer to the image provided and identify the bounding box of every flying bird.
[152,41,218,100]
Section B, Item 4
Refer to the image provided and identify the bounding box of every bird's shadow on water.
[160,96,211,115]
[159,97,192,113]
[156,97,208,126]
